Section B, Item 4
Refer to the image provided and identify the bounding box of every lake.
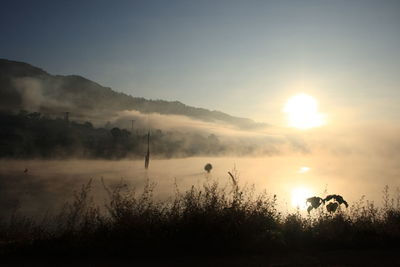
[1,156,399,218]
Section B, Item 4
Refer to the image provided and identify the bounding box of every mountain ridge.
[0,58,266,129]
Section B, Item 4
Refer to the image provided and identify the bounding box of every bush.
[1,178,400,259]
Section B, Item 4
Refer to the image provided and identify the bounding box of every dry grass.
[1,174,400,260]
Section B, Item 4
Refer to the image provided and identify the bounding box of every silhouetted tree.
[204,163,212,173]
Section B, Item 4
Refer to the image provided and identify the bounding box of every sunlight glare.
[283,93,326,129]
[291,187,313,209]
[298,167,311,173]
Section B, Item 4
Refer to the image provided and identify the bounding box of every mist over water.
[5,77,400,219]
[1,155,399,219]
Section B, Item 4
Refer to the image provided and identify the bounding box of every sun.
[283,93,326,129]
[291,187,313,209]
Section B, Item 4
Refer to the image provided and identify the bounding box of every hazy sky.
[1,0,400,124]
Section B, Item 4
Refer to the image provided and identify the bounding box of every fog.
[6,77,400,220]
[1,153,400,219]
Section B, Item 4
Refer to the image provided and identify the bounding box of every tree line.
[0,111,227,159]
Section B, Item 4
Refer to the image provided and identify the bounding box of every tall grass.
[1,174,400,259]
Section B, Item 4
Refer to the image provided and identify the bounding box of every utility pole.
[144,131,150,169]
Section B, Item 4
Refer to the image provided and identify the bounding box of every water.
[1,156,399,218]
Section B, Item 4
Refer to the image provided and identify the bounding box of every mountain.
[0,59,265,129]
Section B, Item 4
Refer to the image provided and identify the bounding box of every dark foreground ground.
[1,249,400,267]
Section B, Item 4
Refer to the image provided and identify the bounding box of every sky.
[1,0,400,125]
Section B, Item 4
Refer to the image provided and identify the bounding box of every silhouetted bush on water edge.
[1,175,400,260]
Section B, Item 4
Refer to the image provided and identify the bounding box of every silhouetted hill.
[0,59,265,129]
